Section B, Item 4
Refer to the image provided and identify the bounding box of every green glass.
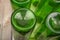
[11,8,36,33]
[44,0,60,37]
[32,0,40,7]
[30,0,40,12]
[11,0,31,10]
[11,8,36,40]
[28,0,60,40]
[46,8,60,37]
[11,0,60,40]
[38,0,60,39]
[28,0,53,40]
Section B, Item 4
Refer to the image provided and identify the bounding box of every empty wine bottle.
[10,0,31,10]
[11,8,36,40]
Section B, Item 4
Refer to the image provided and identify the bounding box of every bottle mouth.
[12,0,30,4]
[46,12,60,34]
[11,8,36,32]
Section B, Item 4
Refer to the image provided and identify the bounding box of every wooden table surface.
[0,0,12,40]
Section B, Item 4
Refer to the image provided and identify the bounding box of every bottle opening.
[11,8,36,32]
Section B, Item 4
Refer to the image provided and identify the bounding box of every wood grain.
[0,0,12,40]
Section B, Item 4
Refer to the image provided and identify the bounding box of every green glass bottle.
[11,8,36,40]
[46,7,60,37]
[11,8,36,33]
[11,0,31,10]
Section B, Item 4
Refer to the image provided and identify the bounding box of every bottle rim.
[11,8,36,32]
[12,0,30,4]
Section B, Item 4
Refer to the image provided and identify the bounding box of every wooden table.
[0,0,12,40]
